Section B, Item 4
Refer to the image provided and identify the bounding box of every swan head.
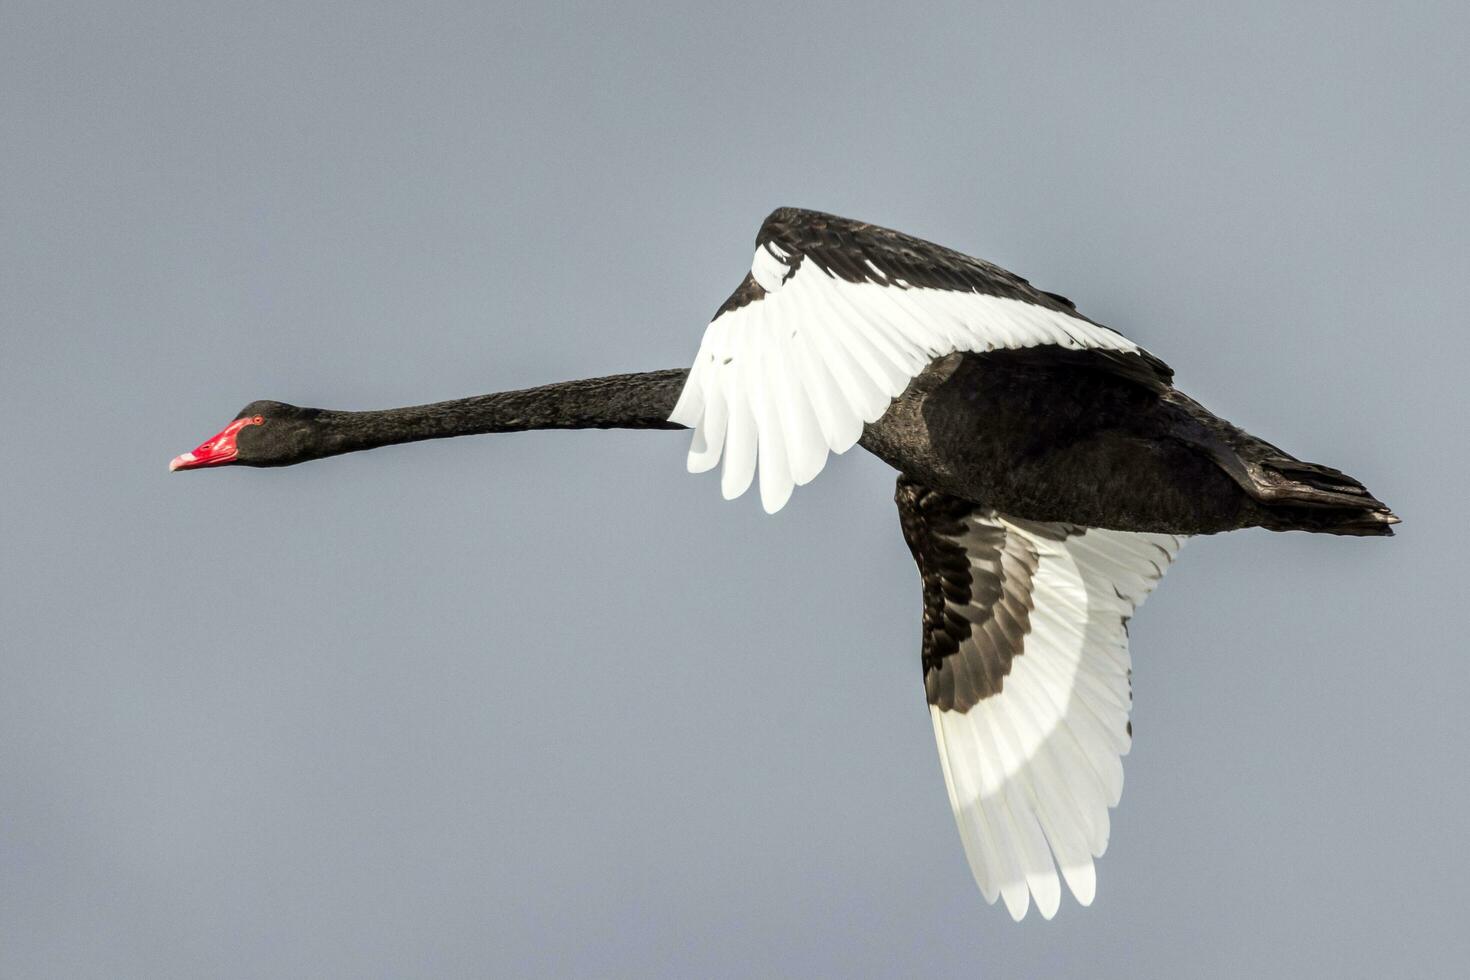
[170,400,325,471]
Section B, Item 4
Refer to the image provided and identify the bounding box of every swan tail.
[1248,457,1399,536]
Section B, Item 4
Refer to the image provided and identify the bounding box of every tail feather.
[1260,499,1399,536]
[1247,456,1398,537]
[1251,455,1385,507]
[1161,391,1398,537]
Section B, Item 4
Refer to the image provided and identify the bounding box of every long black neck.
[313,369,690,458]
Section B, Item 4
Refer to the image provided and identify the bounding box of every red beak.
[170,415,263,471]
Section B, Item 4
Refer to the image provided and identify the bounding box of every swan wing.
[895,477,1184,920]
[670,207,1172,512]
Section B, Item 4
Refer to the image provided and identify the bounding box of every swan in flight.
[173,207,1396,919]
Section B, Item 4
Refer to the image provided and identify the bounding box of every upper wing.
[896,477,1184,920]
[669,208,1173,512]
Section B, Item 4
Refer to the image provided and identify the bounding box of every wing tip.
[1001,883,1031,922]
[1062,860,1097,907]
[686,453,719,475]
[759,483,794,514]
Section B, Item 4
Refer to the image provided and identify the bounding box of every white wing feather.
[672,252,1141,512]
[931,518,1182,920]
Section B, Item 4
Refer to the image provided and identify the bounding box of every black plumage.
[897,477,1048,712]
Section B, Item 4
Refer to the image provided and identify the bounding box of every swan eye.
[252,415,263,424]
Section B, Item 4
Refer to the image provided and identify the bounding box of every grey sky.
[3,2,1466,977]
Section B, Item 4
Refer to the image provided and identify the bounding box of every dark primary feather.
[897,477,1075,713]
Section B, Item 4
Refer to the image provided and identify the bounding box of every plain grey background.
[3,2,1466,977]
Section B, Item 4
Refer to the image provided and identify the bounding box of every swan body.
[173,207,1395,920]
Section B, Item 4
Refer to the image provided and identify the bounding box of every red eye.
[252,416,263,424]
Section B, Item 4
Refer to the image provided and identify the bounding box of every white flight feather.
[929,517,1183,918]
[674,256,1140,511]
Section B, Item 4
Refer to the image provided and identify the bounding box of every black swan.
[172,207,1396,919]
